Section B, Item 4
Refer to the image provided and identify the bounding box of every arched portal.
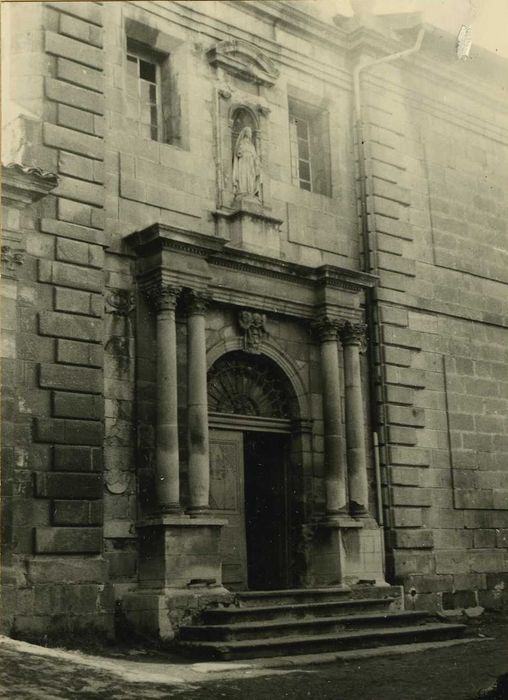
[207,350,303,591]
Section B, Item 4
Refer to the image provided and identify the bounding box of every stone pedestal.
[122,515,231,641]
[213,202,283,257]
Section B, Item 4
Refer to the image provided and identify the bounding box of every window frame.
[126,40,165,143]
[288,97,331,197]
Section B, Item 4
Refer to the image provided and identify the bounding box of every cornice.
[125,224,377,313]
[1,163,58,208]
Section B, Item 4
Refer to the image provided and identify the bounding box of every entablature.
[125,223,377,322]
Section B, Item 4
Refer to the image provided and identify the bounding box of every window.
[126,46,162,141]
[289,115,312,191]
[288,99,331,196]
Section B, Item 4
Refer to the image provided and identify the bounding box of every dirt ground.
[1,616,507,700]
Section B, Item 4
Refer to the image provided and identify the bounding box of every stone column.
[147,284,182,512]
[340,321,369,516]
[315,317,347,516]
[186,291,211,515]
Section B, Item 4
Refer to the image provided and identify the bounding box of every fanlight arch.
[207,351,298,419]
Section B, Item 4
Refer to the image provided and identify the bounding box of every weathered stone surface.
[39,363,102,393]
[39,261,103,293]
[54,288,103,317]
[45,31,103,70]
[52,391,103,419]
[52,499,103,525]
[35,472,102,499]
[34,417,103,445]
[34,527,102,554]
[56,339,103,367]
[54,445,103,472]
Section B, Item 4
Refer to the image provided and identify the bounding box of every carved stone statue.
[232,126,260,198]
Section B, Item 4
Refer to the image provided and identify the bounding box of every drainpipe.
[353,28,425,560]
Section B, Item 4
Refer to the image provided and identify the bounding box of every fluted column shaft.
[316,318,347,516]
[149,284,181,512]
[186,291,210,514]
[340,321,369,516]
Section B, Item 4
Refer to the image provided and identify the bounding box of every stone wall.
[361,52,508,611]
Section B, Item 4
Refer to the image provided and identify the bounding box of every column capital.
[186,289,212,315]
[339,321,367,350]
[313,316,340,343]
[145,283,181,313]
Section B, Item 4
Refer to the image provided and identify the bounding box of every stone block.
[392,551,435,577]
[45,30,103,70]
[39,260,103,293]
[34,527,102,554]
[56,238,103,269]
[57,104,94,134]
[391,486,431,507]
[386,386,414,405]
[27,557,106,584]
[52,391,102,419]
[48,1,102,26]
[390,466,421,486]
[39,307,102,343]
[39,363,102,393]
[454,488,494,510]
[379,306,408,327]
[44,121,103,160]
[392,529,434,549]
[442,590,477,610]
[383,346,412,367]
[54,445,103,472]
[58,198,104,230]
[435,551,470,574]
[56,339,103,367]
[106,550,137,580]
[496,529,508,547]
[452,573,487,591]
[391,507,423,527]
[405,574,453,593]
[56,176,104,207]
[60,13,102,46]
[34,417,103,445]
[52,499,103,525]
[387,426,417,445]
[389,446,430,466]
[382,325,421,350]
[41,218,105,246]
[56,56,102,93]
[35,472,102,499]
[386,405,425,427]
[54,288,102,317]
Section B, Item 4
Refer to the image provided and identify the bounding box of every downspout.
[353,28,425,571]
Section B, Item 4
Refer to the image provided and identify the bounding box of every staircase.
[177,586,470,660]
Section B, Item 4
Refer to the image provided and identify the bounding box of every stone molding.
[207,39,279,87]
[1,163,58,208]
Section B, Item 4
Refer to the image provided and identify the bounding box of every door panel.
[209,429,247,589]
[244,433,289,590]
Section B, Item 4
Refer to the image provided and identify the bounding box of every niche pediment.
[207,39,279,87]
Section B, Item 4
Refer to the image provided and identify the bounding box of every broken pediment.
[207,39,279,87]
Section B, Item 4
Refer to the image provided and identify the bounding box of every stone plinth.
[305,517,387,587]
[137,515,229,589]
[213,202,283,256]
[122,515,232,641]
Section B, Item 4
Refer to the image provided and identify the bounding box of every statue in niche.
[232,126,260,199]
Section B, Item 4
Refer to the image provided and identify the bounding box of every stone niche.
[208,39,283,256]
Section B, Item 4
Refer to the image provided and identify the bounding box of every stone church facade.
[1,1,507,641]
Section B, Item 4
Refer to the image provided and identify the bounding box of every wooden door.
[209,429,248,589]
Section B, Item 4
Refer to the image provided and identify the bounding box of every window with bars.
[288,99,331,196]
[126,45,163,142]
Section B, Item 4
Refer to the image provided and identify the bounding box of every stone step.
[233,586,401,608]
[181,610,431,642]
[178,621,469,661]
[202,596,397,624]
